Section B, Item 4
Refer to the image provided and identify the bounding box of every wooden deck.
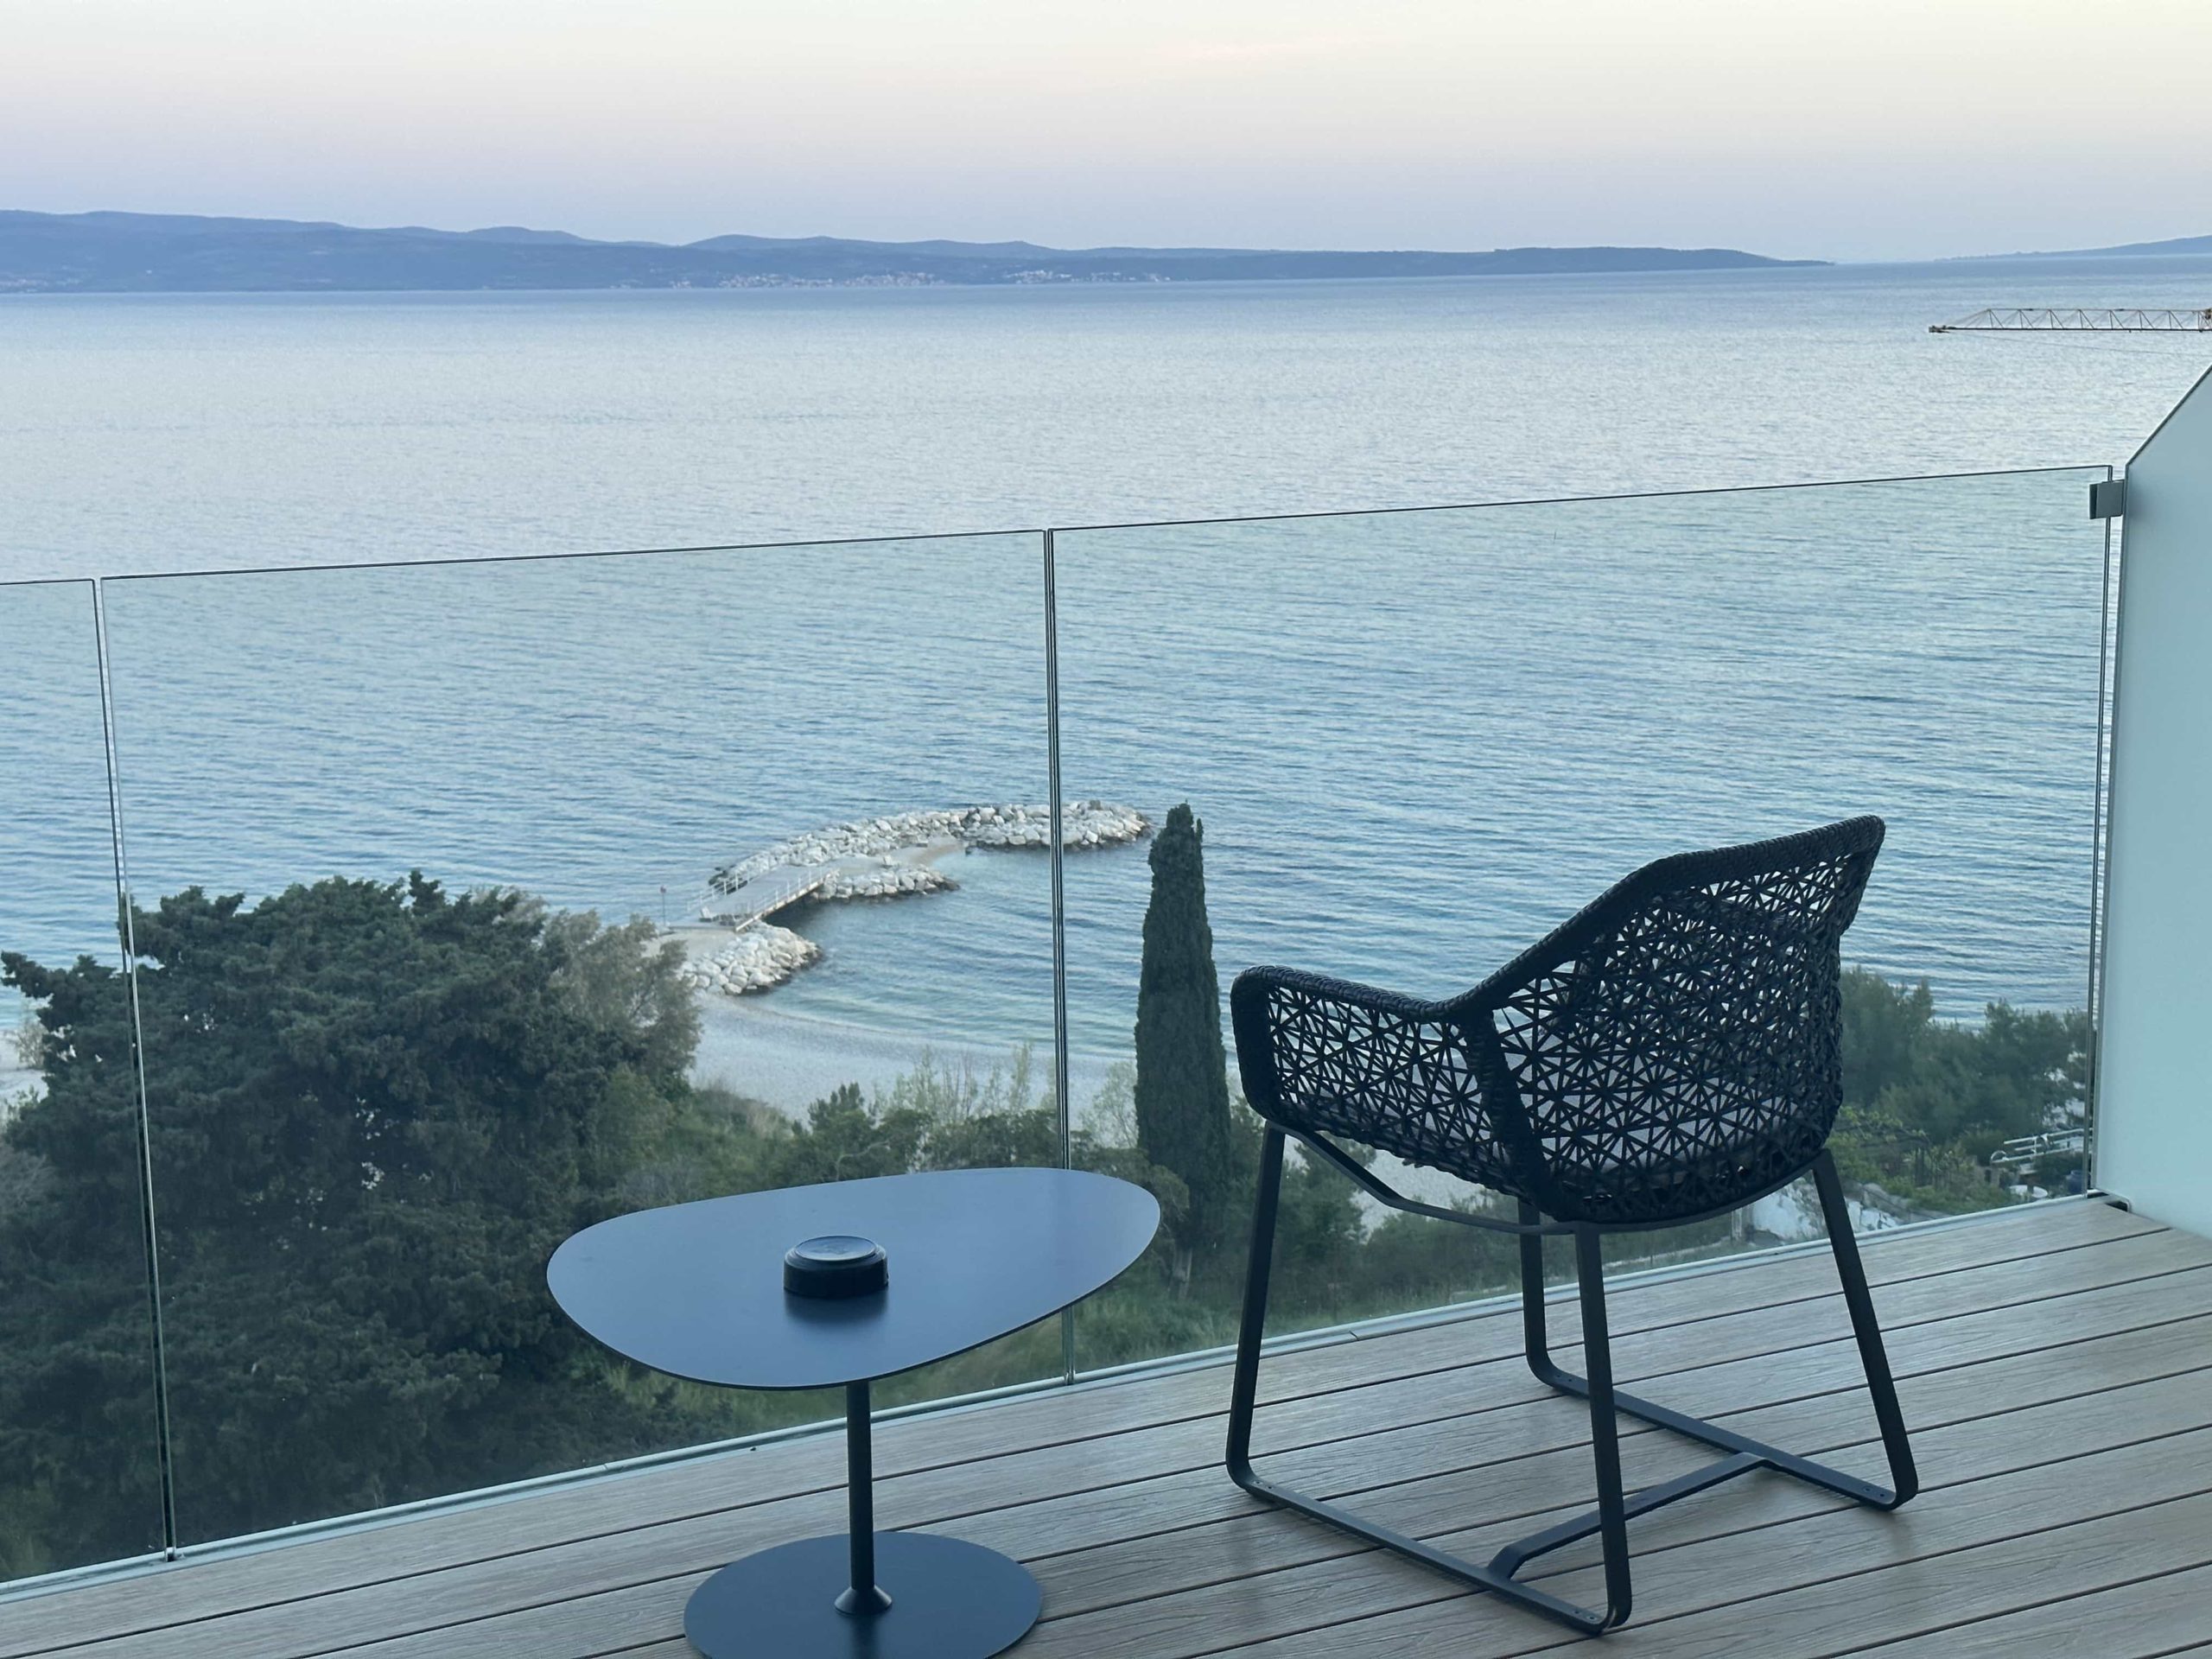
[6,1198,2211,1658]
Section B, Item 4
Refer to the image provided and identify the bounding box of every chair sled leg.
[1498,1163,1918,1587]
[1227,1129,1621,1634]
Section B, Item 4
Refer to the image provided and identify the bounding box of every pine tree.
[1133,804,1236,1260]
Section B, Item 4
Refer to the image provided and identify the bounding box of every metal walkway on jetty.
[696,866,830,928]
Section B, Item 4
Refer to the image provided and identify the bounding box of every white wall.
[2096,365,2212,1234]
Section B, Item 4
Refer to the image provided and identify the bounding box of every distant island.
[0,209,1827,293]
[1956,232,2212,260]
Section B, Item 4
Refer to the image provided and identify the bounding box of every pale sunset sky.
[4,0,2208,261]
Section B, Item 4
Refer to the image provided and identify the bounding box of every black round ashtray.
[783,1235,889,1300]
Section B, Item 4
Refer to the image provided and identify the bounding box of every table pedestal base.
[683,1531,1042,1658]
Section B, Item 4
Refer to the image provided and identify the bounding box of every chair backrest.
[1474,817,1884,1223]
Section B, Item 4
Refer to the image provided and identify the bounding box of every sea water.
[3,259,2209,1104]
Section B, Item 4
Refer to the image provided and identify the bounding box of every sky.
[4,0,2209,262]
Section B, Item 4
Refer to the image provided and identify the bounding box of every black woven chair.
[1225,817,1916,1635]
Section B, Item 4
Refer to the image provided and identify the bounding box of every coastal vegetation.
[0,867,2088,1577]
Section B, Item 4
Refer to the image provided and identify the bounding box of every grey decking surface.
[5,1198,2209,1658]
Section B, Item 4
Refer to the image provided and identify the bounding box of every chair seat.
[1541,1116,1830,1224]
[1287,1096,1521,1198]
[1301,1103,1821,1226]
[1236,819,1883,1227]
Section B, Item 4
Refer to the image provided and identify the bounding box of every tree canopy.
[1833,969,2089,1202]
[0,875,727,1565]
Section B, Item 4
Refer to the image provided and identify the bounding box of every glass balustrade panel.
[99,533,1061,1545]
[0,579,168,1582]
[1052,468,2111,1368]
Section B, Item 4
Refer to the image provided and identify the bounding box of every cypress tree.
[1134,803,1236,1257]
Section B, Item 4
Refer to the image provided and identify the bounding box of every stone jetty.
[709,800,1147,893]
[676,925,821,996]
[686,801,1148,998]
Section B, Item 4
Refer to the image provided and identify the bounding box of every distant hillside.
[2056,232,2212,257]
[0,210,1826,294]
[1965,232,2212,259]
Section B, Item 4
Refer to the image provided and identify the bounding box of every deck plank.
[54,1225,2208,1659]
[3,1201,2203,1659]
[1209,1469,2212,1658]
[0,1200,2145,1657]
[1017,1379,2212,1658]
[1008,1315,2212,1630]
[1857,1560,2212,1656]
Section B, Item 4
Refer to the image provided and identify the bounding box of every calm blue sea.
[4,259,2209,1097]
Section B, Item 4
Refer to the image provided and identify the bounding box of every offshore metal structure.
[1930,306,2212,333]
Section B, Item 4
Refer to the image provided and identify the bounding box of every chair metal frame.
[1223,819,1920,1635]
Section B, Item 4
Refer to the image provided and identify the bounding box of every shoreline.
[688,988,1121,1118]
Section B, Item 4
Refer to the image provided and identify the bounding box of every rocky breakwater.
[688,801,1148,998]
[677,925,822,996]
[816,862,954,901]
[709,800,1148,892]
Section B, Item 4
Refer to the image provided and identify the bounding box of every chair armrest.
[1230,966,1435,1109]
[1229,967,1523,1192]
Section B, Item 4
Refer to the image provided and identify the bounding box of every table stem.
[835,1380,893,1616]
